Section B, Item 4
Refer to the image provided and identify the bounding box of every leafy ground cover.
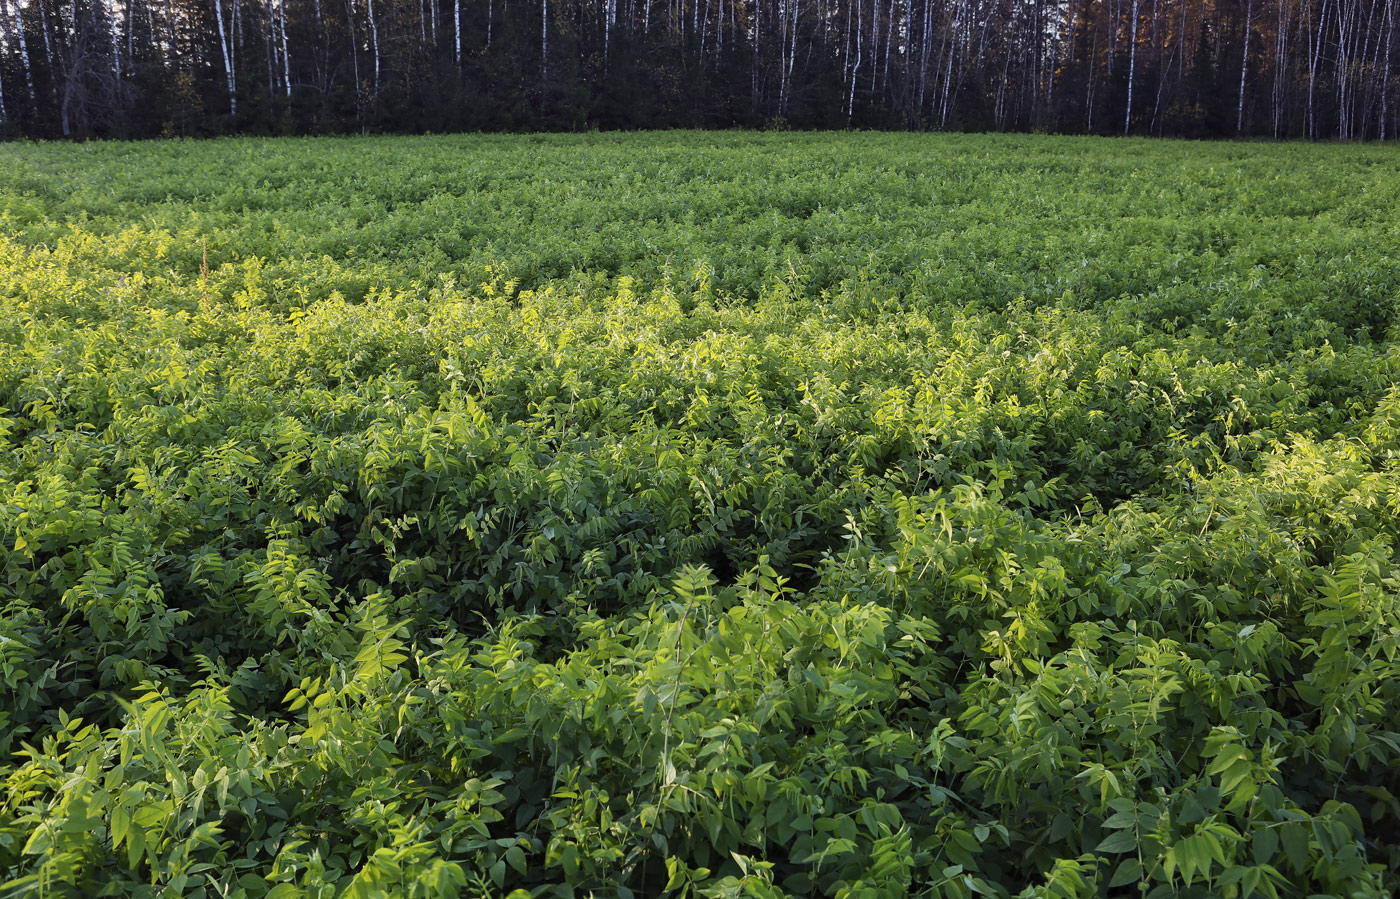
[1,132,1399,898]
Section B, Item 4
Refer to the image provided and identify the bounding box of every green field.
[2,133,1400,898]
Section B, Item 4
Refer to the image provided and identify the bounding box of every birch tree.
[4,0,36,107]
[0,31,7,123]
[214,0,237,112]
[1125,0,1139,132]
[1237,0,1253,131]
[108,0,120,80]
[279,0,290,98]
[367,0,379,94]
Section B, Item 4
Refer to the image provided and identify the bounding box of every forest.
[2,133,1399,897]
[0,0,1395,137]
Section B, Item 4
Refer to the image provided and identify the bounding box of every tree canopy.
[0,0,1395,138]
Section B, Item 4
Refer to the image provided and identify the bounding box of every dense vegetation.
[0,0,1397,139]
[2,133,1400,898]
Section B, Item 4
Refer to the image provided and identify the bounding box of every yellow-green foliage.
[1,133,1399,898]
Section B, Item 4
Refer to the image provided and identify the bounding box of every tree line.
[0,0,1395,138]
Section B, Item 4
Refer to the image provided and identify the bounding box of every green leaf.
[1102,810,1137,830]
[126,826,146,870]
[1096,830,1138,853]
[1241,866,1262,898]
[110,806,130,850]
[1280,823,1309,873]
[1108,858,1143,888]
[1176,836,1202,885]
[1251,827,1278,866]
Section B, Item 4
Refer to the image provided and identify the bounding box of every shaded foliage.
[0,0,1397,137]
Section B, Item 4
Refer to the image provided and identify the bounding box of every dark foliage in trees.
[0,0,1395,138]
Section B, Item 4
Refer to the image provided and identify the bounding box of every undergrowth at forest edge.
[1,133,1399,897]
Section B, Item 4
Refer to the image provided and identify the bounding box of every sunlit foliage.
[1,133,1399,897]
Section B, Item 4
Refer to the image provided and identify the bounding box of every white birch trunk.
[848,0,861,119]
[3,0,36,106]
[215,0,237,112]
[1124,0,1138,133]
[279,0,291,97]
[1272,0,1288,137]
[109,0,122,80]
[367,0,379,92]
[1237,0,1252,131]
